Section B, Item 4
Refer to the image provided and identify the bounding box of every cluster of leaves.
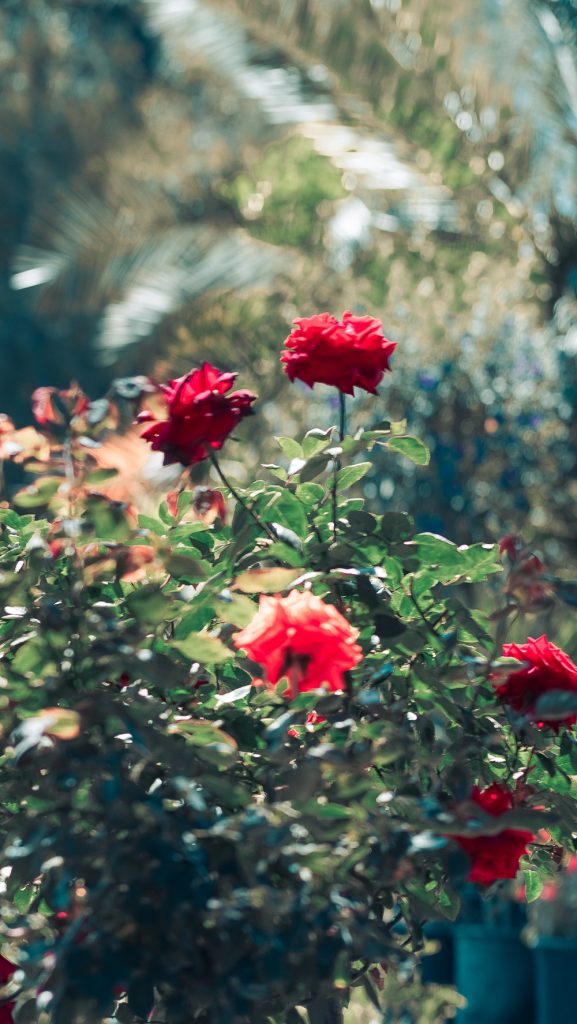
[0,379,575,1024]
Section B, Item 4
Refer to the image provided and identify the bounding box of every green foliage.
[218,136,345,248]
[0,376,574,1024]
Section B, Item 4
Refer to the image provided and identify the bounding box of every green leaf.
[381,511,413,542]
[348,510,377,534]
[138,514,165,537]
[296,483,325,505]
[409,534,501,582]
[303,428,334,458]
[523,870,543,903]
[336,463,372,491]
[127,586,172,624]
[164,551,210,582]
[385,435,430,465]
[215,684,252,706]
[13,477,63,509]
[298,453,331,482]
[232,567,304,594]
[170,720,238,766]
[12,636,47,674]
[173,633,232,664]
[302,801,353,820]
[85,468,118,484]
[266,491,309,538]
[214,592,256,628]
[275,436,303,460]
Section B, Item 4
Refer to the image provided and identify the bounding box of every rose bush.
[0,313,574,1023]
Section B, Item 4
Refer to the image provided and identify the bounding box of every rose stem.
[331,392,347,544]
[209,451,277,542]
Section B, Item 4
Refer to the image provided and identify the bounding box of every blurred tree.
[3,0,577,555]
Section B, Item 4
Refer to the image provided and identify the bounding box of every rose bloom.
[281,311,396,395]
[233,590,362,696]
[138,363,256,466]
[496,635,577,730]
[452,784,534,886]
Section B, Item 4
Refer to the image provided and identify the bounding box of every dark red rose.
[452,784,534,885]
[138,363,256,466]
[281,311,396,395]
[0,953,16,1024]
[497,635,577,730]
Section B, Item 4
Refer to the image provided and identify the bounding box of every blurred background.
[3,0,577,558]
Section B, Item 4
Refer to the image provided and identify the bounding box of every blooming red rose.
[452,784,534,885]
[138,363,256,466]
[496,635,577,730]
[281,311,396,395]
[233,590,362,696]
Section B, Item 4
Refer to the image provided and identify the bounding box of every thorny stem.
[210,451,276,542]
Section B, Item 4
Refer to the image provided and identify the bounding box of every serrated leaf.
[386,435,430,465]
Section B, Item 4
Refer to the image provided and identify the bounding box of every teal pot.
[420,921,454,986]
[534,938,577,1024]
[454,925,534,1024]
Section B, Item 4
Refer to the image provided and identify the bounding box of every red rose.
[281,311,396,395]
[138,363,256,466]
[496,635,577,730]
[233,590,362,696]
[452,784,534,885]
[0,953,16,1024]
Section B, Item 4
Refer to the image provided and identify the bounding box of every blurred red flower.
[138,363,256,466]
[32,385,89,427]
[233,590,362,696]
[453,784,534,885]
[0,953,15,1024]
[281,311,395,395]
[497,635,577,730]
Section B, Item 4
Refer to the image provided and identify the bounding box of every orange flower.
[233,590,362,696]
